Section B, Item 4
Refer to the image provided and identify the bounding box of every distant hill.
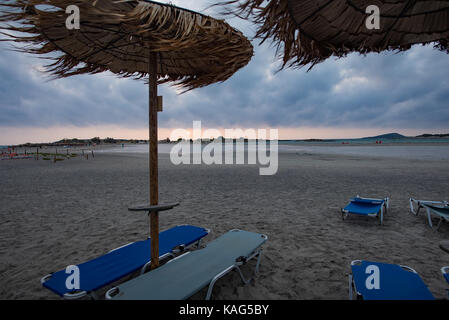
[416,133,449,138]
[363,133,406,140]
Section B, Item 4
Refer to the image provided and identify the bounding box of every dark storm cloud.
[158,42,449,130]
[0,1,448,132]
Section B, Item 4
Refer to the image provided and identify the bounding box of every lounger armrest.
[128,203,180,213]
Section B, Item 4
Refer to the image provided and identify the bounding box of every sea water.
[279,144,449,160]
[97,139,449,160]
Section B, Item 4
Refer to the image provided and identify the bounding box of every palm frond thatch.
[218,0,449,70]
[0,0,254,91]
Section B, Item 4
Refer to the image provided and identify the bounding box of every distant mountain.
[363,133,406,140]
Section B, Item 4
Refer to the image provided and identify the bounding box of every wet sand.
[0,148,448,299]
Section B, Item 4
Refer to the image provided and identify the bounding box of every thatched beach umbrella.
[220,0,449,69]
[0,0,253,269]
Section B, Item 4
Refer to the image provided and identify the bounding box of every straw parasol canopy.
[0,0,253,269]
[0,0,253,91]
[219,0,449,69]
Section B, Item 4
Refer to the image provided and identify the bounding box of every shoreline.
[3,137,449,149]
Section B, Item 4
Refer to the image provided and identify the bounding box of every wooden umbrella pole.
[149,50,159,269]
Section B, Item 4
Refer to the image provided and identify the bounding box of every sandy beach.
[1,145,449,299]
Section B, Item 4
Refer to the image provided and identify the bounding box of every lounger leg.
[235,250,264,285]
[205,248,265,300]
[410,199,423,216]
[416,206,421,216]
[426,208,433,228]
[205,252,263,300]
[341,209,348,221]
[205,265,235,300]
[234,265,253,285]
[348,274,354,300]
[90,292,99,300]
[436,217,443,231]
[206,264,257,300]
[410,199,416,215]
[255,250,263,274]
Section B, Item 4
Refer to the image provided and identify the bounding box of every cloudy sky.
[1,0,448,145]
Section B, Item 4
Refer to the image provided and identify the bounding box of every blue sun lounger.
[341,196,390,225]
[41,225,209,299]
[106,229,268,300]
[349,260,434,300]
[409,198,449,230]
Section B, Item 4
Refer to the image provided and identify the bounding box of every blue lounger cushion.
[42,225,209,297]
[343,198,384,216]
[351,260,434,300]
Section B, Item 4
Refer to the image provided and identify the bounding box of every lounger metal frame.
[40,225,210,300]
[409,198,449,230]
[442,266,449,299]
[341,195,390,225]
[105,230,268,300]
[348,260,417,300]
